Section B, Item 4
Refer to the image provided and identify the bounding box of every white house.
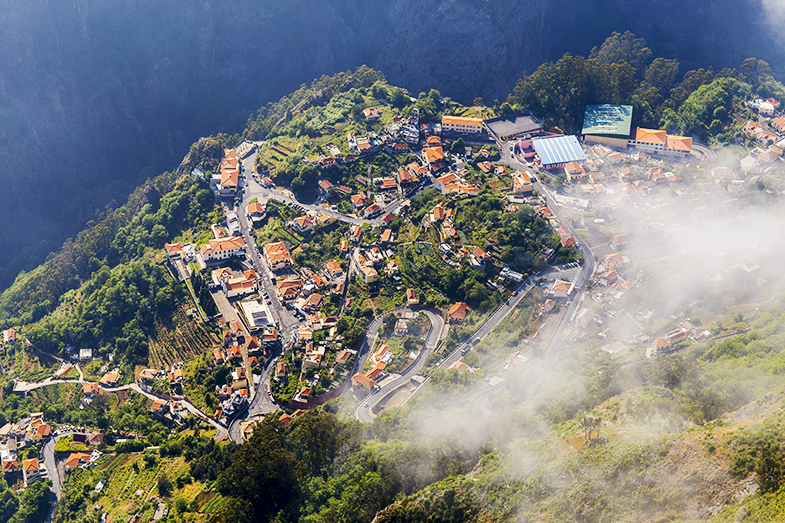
[200,236,246,263]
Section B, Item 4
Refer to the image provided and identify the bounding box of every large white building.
[441,115,484,134]
[628,128,693,157]
[241,300,275,331]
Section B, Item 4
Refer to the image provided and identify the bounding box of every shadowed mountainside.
[0,0,780,289]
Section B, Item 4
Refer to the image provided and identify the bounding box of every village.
[0,83,781,505]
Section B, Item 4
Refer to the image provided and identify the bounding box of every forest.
[507,32,782,145]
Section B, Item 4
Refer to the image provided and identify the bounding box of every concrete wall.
[584,135,630,149]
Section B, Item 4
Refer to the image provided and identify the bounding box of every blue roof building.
[532,136,587,169]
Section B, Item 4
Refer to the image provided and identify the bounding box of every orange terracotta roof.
[164,243,184,255]
[22,459,38,473]
[635,128,667,145]
[666,135,693,152]
[83,382,100,395]
[326,261,342,274]
[352,373,377,389]
[448,302,471,320]
[201,236,245,256]
[99,370,120,386]
[263,241,292,265]
[422,146,445,164]
[442,115,483,127]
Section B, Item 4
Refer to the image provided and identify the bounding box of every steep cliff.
[0,0,778,289]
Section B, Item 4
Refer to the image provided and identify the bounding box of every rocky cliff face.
[0,0,778,289]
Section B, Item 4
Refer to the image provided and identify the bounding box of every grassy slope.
[376,386,785,523]
[62,452,228,523]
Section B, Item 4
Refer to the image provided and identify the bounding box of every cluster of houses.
[351,342,394,392]
[741,114,785,169]
[351,243,403,285]
[747,97,781,116]
[150,397,190,427]
[540,121,770,355]
[276,322,352,405]
[647,319,711,357]
[212,320,273,421]
[80,368,122,407]
[0,413,58,487]
[562,144,689,197]
[209,149,242,198]
[314,107,423,168]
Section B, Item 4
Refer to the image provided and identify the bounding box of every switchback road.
[355,308,445,422]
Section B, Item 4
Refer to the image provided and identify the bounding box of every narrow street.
[499,142,597,357]
[354,309,445,422]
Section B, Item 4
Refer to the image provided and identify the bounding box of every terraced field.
[148,307,218,370]
[61,452,227,522]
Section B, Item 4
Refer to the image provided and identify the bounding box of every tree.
[589,31,652,72]
[756,442,784,494]
[218,498,256,523]
[0,486,17,523]
[217,417,297,519]
[739,57,772,90]
[663,68,716,112]
[450,138,465,156]
[288,411,357,478]
[12,480,50,523]
[500,102,513,114]
[157,473,173,497]
[644,58,680,96]
[631,93,657,128]
[390,88,409,108]
[371,81,388,101]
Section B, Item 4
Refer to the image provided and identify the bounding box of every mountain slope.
[0,0,780,290]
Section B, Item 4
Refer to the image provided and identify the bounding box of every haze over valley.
[3,4,785,523]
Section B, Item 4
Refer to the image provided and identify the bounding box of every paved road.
[227,341,282,443]
[102,383,228,441]
[354,308,445,422]
[242,176,381,229]
[499,142,597,357]
[225,166,304,442]
[434,274,544,372]
[43,435,63,498]
[532,181,596,357]
[14,376,84,393]
[42,431,82,523]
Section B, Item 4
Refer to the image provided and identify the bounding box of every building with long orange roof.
[441,115,484,134]
[629,128,692,156]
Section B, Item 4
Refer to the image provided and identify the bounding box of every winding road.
[360,139,599,418]
[354,308,445,422]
